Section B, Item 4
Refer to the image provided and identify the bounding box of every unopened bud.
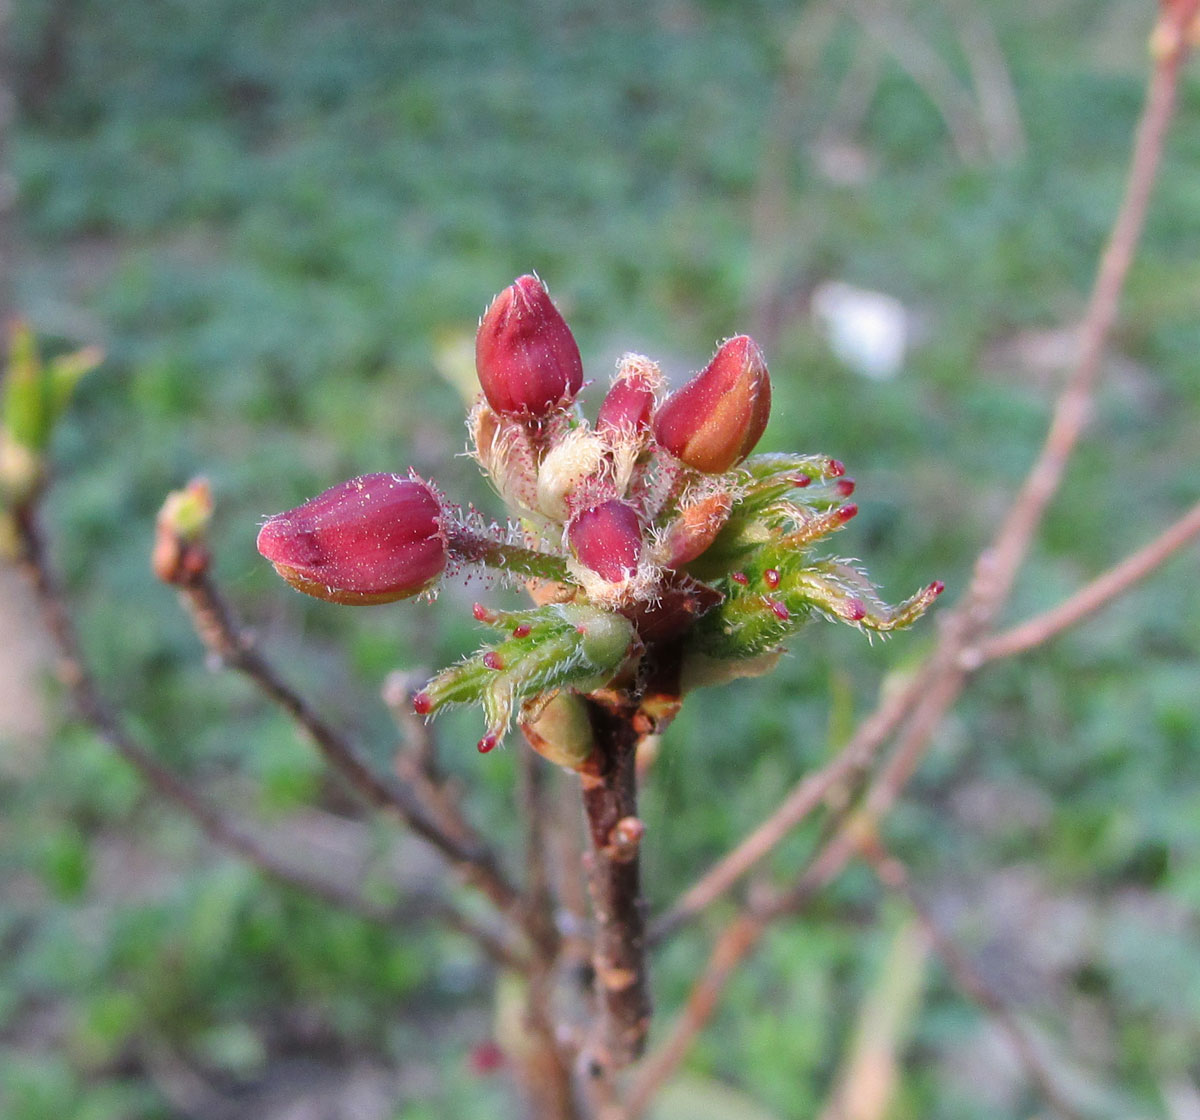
[597,354,661,433]
[567,499,643,582]
[152,478,214,585]
[652,335,771,473]
[520,691,595,770]
[475,275,584,416]
[257,473,447,605]
[660,491,732,568]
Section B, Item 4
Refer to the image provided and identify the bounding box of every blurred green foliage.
[4,0,1200,1117]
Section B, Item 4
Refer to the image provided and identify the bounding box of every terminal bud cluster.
[257,275,941,758]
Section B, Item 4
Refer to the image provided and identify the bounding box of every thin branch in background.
[859,835,1082,1120]
[9,504,489,942]
[947,0,1027,162]
[658,0,1199,945]
[622,909,763,1120]
[175,570,527,926]
[649,671,923,944]
[517,741,560,959]
[816,34,886,150]
[965,498,1200,666]
[815,915,929,1120]
[384,668,480,853]
[841,0,989,165]
[963,0,1199,626]
[627,17,1199,1106]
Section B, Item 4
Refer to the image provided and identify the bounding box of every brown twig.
[384,668,481,853]
[966,498,1200,665]
[860,835,1082,1120]
[578,699,652,1078]
[626,20,1198,1106]
[517,739,561,959]
[649,671,923,944]
[962,5,1197,629]
[9,503,528,967]
[655,0,1199,948]
[175,571,526,925]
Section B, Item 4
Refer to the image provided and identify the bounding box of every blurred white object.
[812,280,909,381]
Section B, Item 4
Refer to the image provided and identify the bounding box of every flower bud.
[596,354,661,434]
[257,473,447,605]
[567,499,643,582]
[660,490,733,569]
[475,275,584,416]
[652,335,771,473]
[152,477,213,585]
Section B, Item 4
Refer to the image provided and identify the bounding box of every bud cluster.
[255,274,941,758]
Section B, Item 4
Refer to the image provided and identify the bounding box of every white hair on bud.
[536,427,610,522]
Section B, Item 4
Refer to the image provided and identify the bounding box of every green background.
[4,1,1200,1117]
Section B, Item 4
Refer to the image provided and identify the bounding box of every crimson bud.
[597,355,659,433]
[567,499,643,582]
[475,275,584,416]
[653,335,771,473]
[257,473,447,605]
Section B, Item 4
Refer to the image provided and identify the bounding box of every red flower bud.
[475,275,584,416]
[257,473,447,605]
[596,355,659,433]
[567,499,643,582]
[652,335,771,473]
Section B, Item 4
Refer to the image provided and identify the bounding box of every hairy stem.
[447,524,571,583]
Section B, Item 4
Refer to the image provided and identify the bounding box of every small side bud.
[659,490,733,569]
[152,478,214,585]
[257,473,447,605]
[596,354,662,434]
[608,816,645,862]
[475,275,584,416]
[652,335,771,473]
[567,499,643,582]
[520,691,595,770]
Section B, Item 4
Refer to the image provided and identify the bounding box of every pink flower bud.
[257,473,447,605]
[653,336,771,473]
[596,356,659,433]
[567,499,643,582]
[475,275,584,416]
[660,491,732,568]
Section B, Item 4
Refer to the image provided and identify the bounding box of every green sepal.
[695,548,941,661]
[419,603,637,746]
